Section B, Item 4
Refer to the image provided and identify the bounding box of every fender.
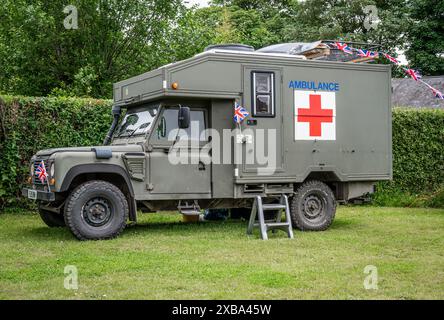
[60,164,137,222]
[60,164,135,196]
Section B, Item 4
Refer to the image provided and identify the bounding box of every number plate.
[27,189,37,200]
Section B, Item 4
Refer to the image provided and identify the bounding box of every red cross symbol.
[297,94,333,137]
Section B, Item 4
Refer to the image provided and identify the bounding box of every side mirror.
[178,106,190,129]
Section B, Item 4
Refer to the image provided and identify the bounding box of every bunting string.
[330,42,444,101]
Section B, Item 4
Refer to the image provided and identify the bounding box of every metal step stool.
[247,194,294,240]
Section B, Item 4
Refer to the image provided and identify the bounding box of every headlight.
[50,163,55,177]
[30,163,34,176]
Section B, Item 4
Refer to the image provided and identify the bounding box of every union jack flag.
[422,82,444,100]
[431,87,444,100]
[35,161,48,184]
[382,53,400,64]
[357,49,378,58]
[334,42,354,54]
[405,68,422,81]
[234,103,249,123]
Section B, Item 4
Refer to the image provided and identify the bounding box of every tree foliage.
[404,0,444,75]
[0,0,193,98]
[0,0,441,98]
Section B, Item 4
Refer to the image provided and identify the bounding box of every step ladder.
[247,194,294,240]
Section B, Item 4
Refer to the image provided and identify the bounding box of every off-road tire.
[290,180,336,231]
[64,180,128,240]
[38,206,65,227]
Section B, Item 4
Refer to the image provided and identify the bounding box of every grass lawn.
[0,206,443,300]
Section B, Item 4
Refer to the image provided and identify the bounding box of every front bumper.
[22,188,56,202]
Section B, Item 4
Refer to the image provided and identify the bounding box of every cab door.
[147,106,211,197]
[240,67,284,177]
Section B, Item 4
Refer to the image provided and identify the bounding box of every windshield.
[115,105,159,138]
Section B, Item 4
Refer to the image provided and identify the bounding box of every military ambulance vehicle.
[22,44,392,240]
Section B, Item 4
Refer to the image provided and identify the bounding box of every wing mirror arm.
[164,105,190,153]
[168,134,181,154]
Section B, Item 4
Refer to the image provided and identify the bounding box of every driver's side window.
[155,108,179,142]
[153,107,206,143]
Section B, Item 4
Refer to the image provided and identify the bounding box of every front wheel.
[290,180,336,231]
[64,180,128,240]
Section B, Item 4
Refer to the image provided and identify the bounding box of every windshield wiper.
[127,122,150,138]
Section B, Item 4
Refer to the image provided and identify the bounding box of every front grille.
[33,159,49,185]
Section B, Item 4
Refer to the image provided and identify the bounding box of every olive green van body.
[23,49,392,224]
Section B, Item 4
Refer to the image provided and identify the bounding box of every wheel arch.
[301,171,341,200]
[60,164,137,222]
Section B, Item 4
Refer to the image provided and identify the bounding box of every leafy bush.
[0,96,112,208]
[0,97,443,209]
[373,107,444,207]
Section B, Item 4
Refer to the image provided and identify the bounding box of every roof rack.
[321,40,382,63]
[258,40,383,63]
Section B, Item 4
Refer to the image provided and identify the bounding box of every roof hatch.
[204,44,255,52]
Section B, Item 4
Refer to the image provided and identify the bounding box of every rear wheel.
[38,206,65,228]
[290,180,336,231]
[64,180,128,240]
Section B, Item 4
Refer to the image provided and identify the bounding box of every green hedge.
[0,96,112,208]
[0,96,443,209]
[373,107,444,207]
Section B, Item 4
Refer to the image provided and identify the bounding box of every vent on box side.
[243,184,265,193]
